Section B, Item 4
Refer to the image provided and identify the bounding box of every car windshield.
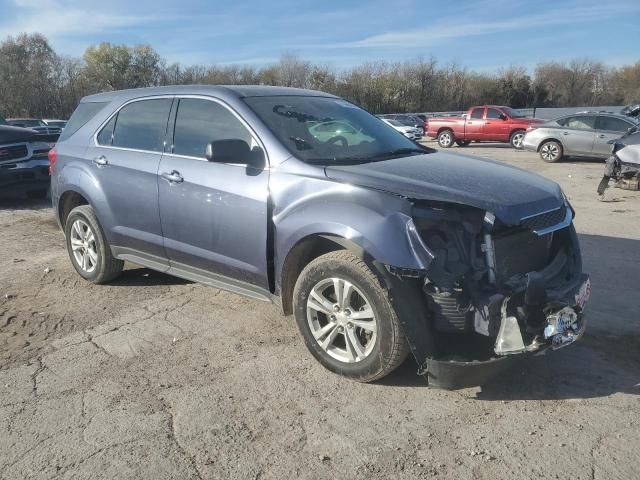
[244,96,428,164]
[502,107,528,118]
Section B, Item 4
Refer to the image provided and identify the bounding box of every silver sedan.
[522,113,639,162]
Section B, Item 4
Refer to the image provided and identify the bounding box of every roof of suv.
[82,85,338,103]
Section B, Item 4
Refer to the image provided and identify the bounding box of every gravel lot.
[1,143,639,479]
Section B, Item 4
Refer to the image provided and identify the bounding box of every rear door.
[483,107,510,141]
[556,115,597,155]
[157,96,270,290]
[465,107,485,140]
[594,115,636,157]
[91,97,173,265]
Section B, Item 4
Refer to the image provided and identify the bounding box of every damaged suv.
[51,86,590,388]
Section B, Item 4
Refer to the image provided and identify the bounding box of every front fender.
[271,171,434,284]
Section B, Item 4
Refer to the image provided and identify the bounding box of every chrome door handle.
[93,155,108,166]
[161,171,184,183]
[598,134,606,138]
[562,131,569,135]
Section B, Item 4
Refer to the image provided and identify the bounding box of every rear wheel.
[437,130,454,148]
[293,251,409,382]
[510,130,525,149]
[539,140,563,163]
[64,205,124,284]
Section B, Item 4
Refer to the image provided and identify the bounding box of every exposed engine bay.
[404,199,590,388]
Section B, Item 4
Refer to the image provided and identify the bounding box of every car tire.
[64,205,124,284]
[293,250,409,382]
[26,189,48,200]
[455,140,471,147]
[510,130,526,149]
[437,130,454,148]
[539,140,563,163]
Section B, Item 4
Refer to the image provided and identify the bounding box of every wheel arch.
[279,233,369,315]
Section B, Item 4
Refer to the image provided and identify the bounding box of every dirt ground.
[1,143,639,479]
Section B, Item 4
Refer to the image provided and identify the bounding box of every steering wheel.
[325,136,348,147]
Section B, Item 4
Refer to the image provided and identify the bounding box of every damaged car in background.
[597,130,640,195]
[51,86,590,389]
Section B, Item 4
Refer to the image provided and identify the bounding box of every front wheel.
[293,251,409,382]
[510,130,526,149]
[437,130,454,148]
[539,140,563,163]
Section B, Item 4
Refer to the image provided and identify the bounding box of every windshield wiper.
[369,147,429,159]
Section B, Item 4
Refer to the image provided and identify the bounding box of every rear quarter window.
[59,102,109,141]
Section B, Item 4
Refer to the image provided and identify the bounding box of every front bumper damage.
[423,275,589,389]
[386,202,591,390]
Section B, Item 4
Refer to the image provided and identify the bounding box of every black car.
[0,116,56,199]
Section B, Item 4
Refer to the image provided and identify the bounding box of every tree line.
[1,33,639,119]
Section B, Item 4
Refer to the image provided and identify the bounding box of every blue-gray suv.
[50,86,590,388]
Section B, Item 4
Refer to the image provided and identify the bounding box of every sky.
[0,0,639,71]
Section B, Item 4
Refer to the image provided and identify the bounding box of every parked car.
[42,119,68,129]
[51,86,590,389]
[426,105,544,149]
[597,130,640,194]
[620,104,640,118]
[7,118,63,135]
[381,118,422,140]
[381,114,426,134]
[0,121,56,199]
[522,112,639,163]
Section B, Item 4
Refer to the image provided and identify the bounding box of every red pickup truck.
[426,105,544,149]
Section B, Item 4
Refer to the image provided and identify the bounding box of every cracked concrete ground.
[1,145,639,479]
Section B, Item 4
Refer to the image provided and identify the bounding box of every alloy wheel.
[306,277,377,363]
[438,132,452,147]
[512,132,525,148]
[540,143,560,161]
[70,219,98,273]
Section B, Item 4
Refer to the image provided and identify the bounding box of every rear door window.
[470,108,484,119]
[112,98,172,152]
[59,101,108,141]
[172,98,253,158]
[597,116,632,133]
[560,116,596,130]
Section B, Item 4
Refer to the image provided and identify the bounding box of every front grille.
[0,144,28,163]
[520,207,566,232]
[493,230,552,283]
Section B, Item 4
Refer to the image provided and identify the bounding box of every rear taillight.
[48,147,57,175]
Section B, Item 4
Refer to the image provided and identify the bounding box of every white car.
[382,118,422,140]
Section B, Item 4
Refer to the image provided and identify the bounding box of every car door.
[157,96,270,291]
[91,97,173,265]
[465,107,485,140]
[556,115,597,155]
[593,115,636,157]
[484,107,510,141]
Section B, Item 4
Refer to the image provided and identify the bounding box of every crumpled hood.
[0,125,37,144]
[324,151,564,225]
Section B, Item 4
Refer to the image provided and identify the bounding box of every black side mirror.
[500,114,508,121]
[206,139,251,164]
